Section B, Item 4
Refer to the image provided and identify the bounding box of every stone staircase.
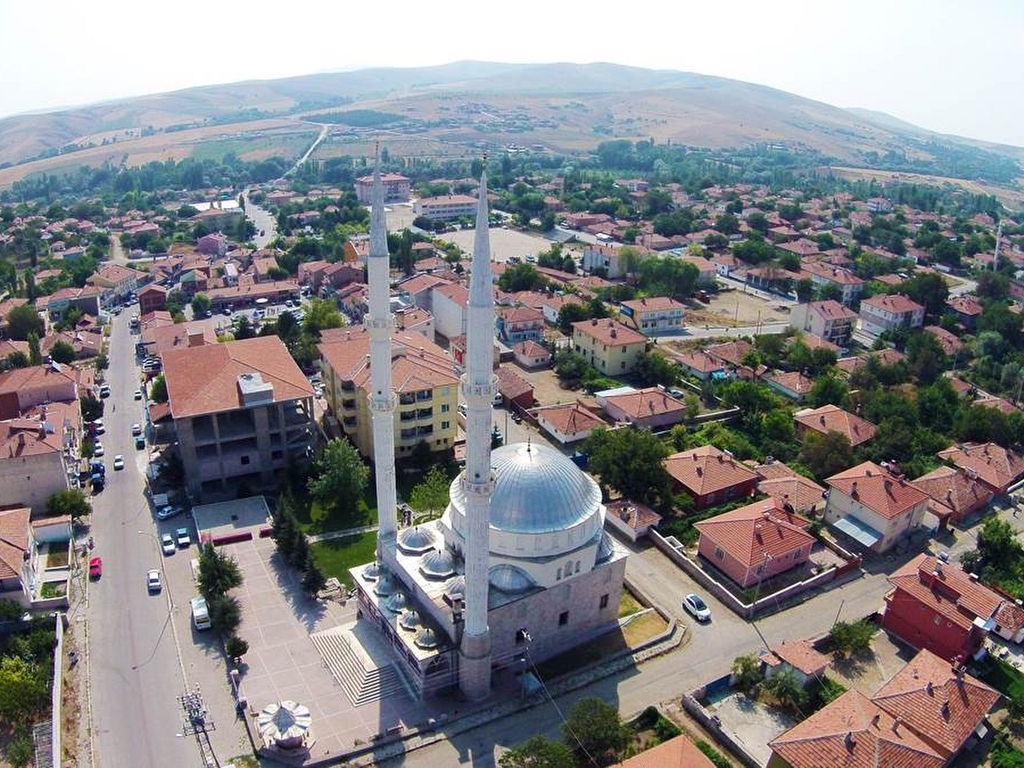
[311,626,409,707]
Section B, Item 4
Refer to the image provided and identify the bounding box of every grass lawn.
[292,489,378,535]
[976,655,1024,705]
[310,532,377,588]
[618,588,644,618]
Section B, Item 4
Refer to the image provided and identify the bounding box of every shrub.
[695,740,732,768]
[209,594,242,634]
[225,635,249,659]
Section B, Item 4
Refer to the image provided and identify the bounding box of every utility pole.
[180,684,218,767]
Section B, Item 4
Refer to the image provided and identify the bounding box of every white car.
[146,569,162,592]
[683,593,712,623]
[156,505,182,521]
[113,455,124,471]
[93,443,104,458]
[133,389,143,400]
[161,533,176,556]
[131,423,142,436]
[176,527,191,548]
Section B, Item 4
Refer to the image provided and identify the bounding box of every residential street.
[86,310,195,768]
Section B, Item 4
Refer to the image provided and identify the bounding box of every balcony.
[398,393,416,406]
[416,408,433,420]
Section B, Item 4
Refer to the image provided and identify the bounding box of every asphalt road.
[87,309,196,768]
[242,192,277,249]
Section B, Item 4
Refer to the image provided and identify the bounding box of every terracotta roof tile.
[572,318,647,347]
[0,506,30,580]
[318,329,458,397]
[888,553,1005,633]
[665,445,758,497]
[826,461,929,520]
[937,442,1024,492]
[601,387,685,420]
[694,497,815,568]
[614,733,715,767]
[795,404,877,447]
[911,466,992,521]
[534,402,606,437]
[761,639,831,676]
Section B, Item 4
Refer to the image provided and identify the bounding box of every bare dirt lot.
[502,361,580,407]
[686,288,791,328]
[438,227,558,261]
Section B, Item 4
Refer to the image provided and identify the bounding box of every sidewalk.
[308,524,379,544]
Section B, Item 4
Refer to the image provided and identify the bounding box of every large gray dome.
[450,443,601,535]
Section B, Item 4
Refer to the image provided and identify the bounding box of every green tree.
[905,331,946,385]
[80,394,104,422]
[233,315,256,340]
[190,293,211,318]
[208,593,242,634]
[48,340,76,364]
[554,349,590,382]
[300,551,327,595]
[5,304,44,341]
[26,332,41,365]
[808,375,848,408]
[731,654,764,695]
[409,466,452,521]
[828,619,875,660]
[632,350,677,387]
[499,736,576,768]
[762,668,807,714]
[795,278,815,302]
[584,427,672,508]
[224,635,249,660]
[498,263,548,293]
[902,273,949,320]
[271,493,300,561]
[303,298,344,334]
[307,439,370,519]
[46,489,91,520]
[0,656,48,723]
[149,374,168,403]
[196,542,243,601]
[562,697,630,765]
[798,430,853,480]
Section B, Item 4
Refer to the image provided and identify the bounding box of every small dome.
[414,627,440,650]
[489,564,535,593]
[597,532,615,563]
[443,575,465,604]
[362,561,380,582]
[397,526,435,555]
[419,549,456,580]
[383,591,408,614]
[373,574,393,597]
[450,442,601,535]
[399,610,422,631]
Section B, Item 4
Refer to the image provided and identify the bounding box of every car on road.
[131,424,142,436]
[135,435,146,450]
[156,505,181,521]
[99,384,111,398]
[93,442,104,458]
[113,455,124,471]
[160,534,176,556]
[683,593,712,622]
[175,527,191,548]
[89,557,102,579]
[92,420,105,435]
[146,569,161,592]
[133,389,142,400]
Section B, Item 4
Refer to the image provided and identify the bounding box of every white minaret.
[365,148,398,565]
[458,166,495,701]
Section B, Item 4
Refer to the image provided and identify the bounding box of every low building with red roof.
[664,445,758,509]
[750,460,827,515]
[163,336,315,499]
[615,733,715,768]
[533,402,606,445]
[618,296,686,335]
[946,295,984,330]
[794,404,876,448]
[604,500,662,544]
[760,639,831,687]
[910,465,993,527]
[512,340,551,369]
[824,461,930,553]
[495,366,534,410]
[0,506,31,603]
[790,300,858,347]
[936,442,1024,495]
[597,386,686,430]
[765,371,815,401]
[694,498,815,588]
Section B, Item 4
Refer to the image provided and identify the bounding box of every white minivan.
[190,596,212,630]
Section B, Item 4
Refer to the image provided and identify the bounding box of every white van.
[190,596,212,630]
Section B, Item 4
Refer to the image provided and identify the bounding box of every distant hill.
[0,61,1021,190]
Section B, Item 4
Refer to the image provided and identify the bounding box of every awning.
[832,515,883,547]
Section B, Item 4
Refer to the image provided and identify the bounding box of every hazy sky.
[2,0,1023,146]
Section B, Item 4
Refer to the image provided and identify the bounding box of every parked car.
[683,593,712,622]
[99,385,111,398]
[93,443,105,458]
[93,420,105,435]
[175,527,191,548]
[89,557,102,579]
[190,596,212,630]
[160,534,176,556]
[113,455,125,471]
[146,569,161,592]
[156,505,182,521]
[133,389,143,400]
[135,435,146,450]
[131,424,142,436]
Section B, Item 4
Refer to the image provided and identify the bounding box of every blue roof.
[831,515,882,547]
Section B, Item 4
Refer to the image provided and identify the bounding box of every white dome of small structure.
[489,564,535,593]
[383,591,409,614]
[399,610,422,631]
[419,549,456,580]
[398,526,435,555]
[257,700,312,750]
[443,575,465,604]
[414,627,440,650]
[373,574,394,597]
[447,442,604,559]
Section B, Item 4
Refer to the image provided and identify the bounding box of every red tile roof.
[937,442,1024,492]
[694,497,815,569]
[665,445,758,497]
[794,404,877,447]
[534,402,606,437]
[318,329,458,396]
[614,733,716,768]
[163,336,313,418]
[751,461,827,514]
[495,367,533,400]
[888,554,1005,635]
[911,465,992,522]
[767,370,815,398]
[871,648,1000,757]
[572,318,647,347]
[807,299,858,321]
[0,506,30,580]
[761,639,831,676]
[769,689,944,768]
[826,461,929,520]
[861,294,924,314]
[601,387,686,420]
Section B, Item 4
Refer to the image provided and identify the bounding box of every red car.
[89,557,102,579]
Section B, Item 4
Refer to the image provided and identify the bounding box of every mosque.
[347,159,627,701]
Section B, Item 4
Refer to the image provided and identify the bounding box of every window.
[271,450,283,460]
[241,456,250,465]
[440,403,450,413]
[559,611,569,627]
[575,560,580,574]
[441,421,450,430]
[599,594,609,610]
[715,547,724,560]
[556,567,562,580]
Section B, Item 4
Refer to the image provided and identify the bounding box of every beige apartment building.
[162,336,315,500]
[571,318,648,375]
[318,328,459,458]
